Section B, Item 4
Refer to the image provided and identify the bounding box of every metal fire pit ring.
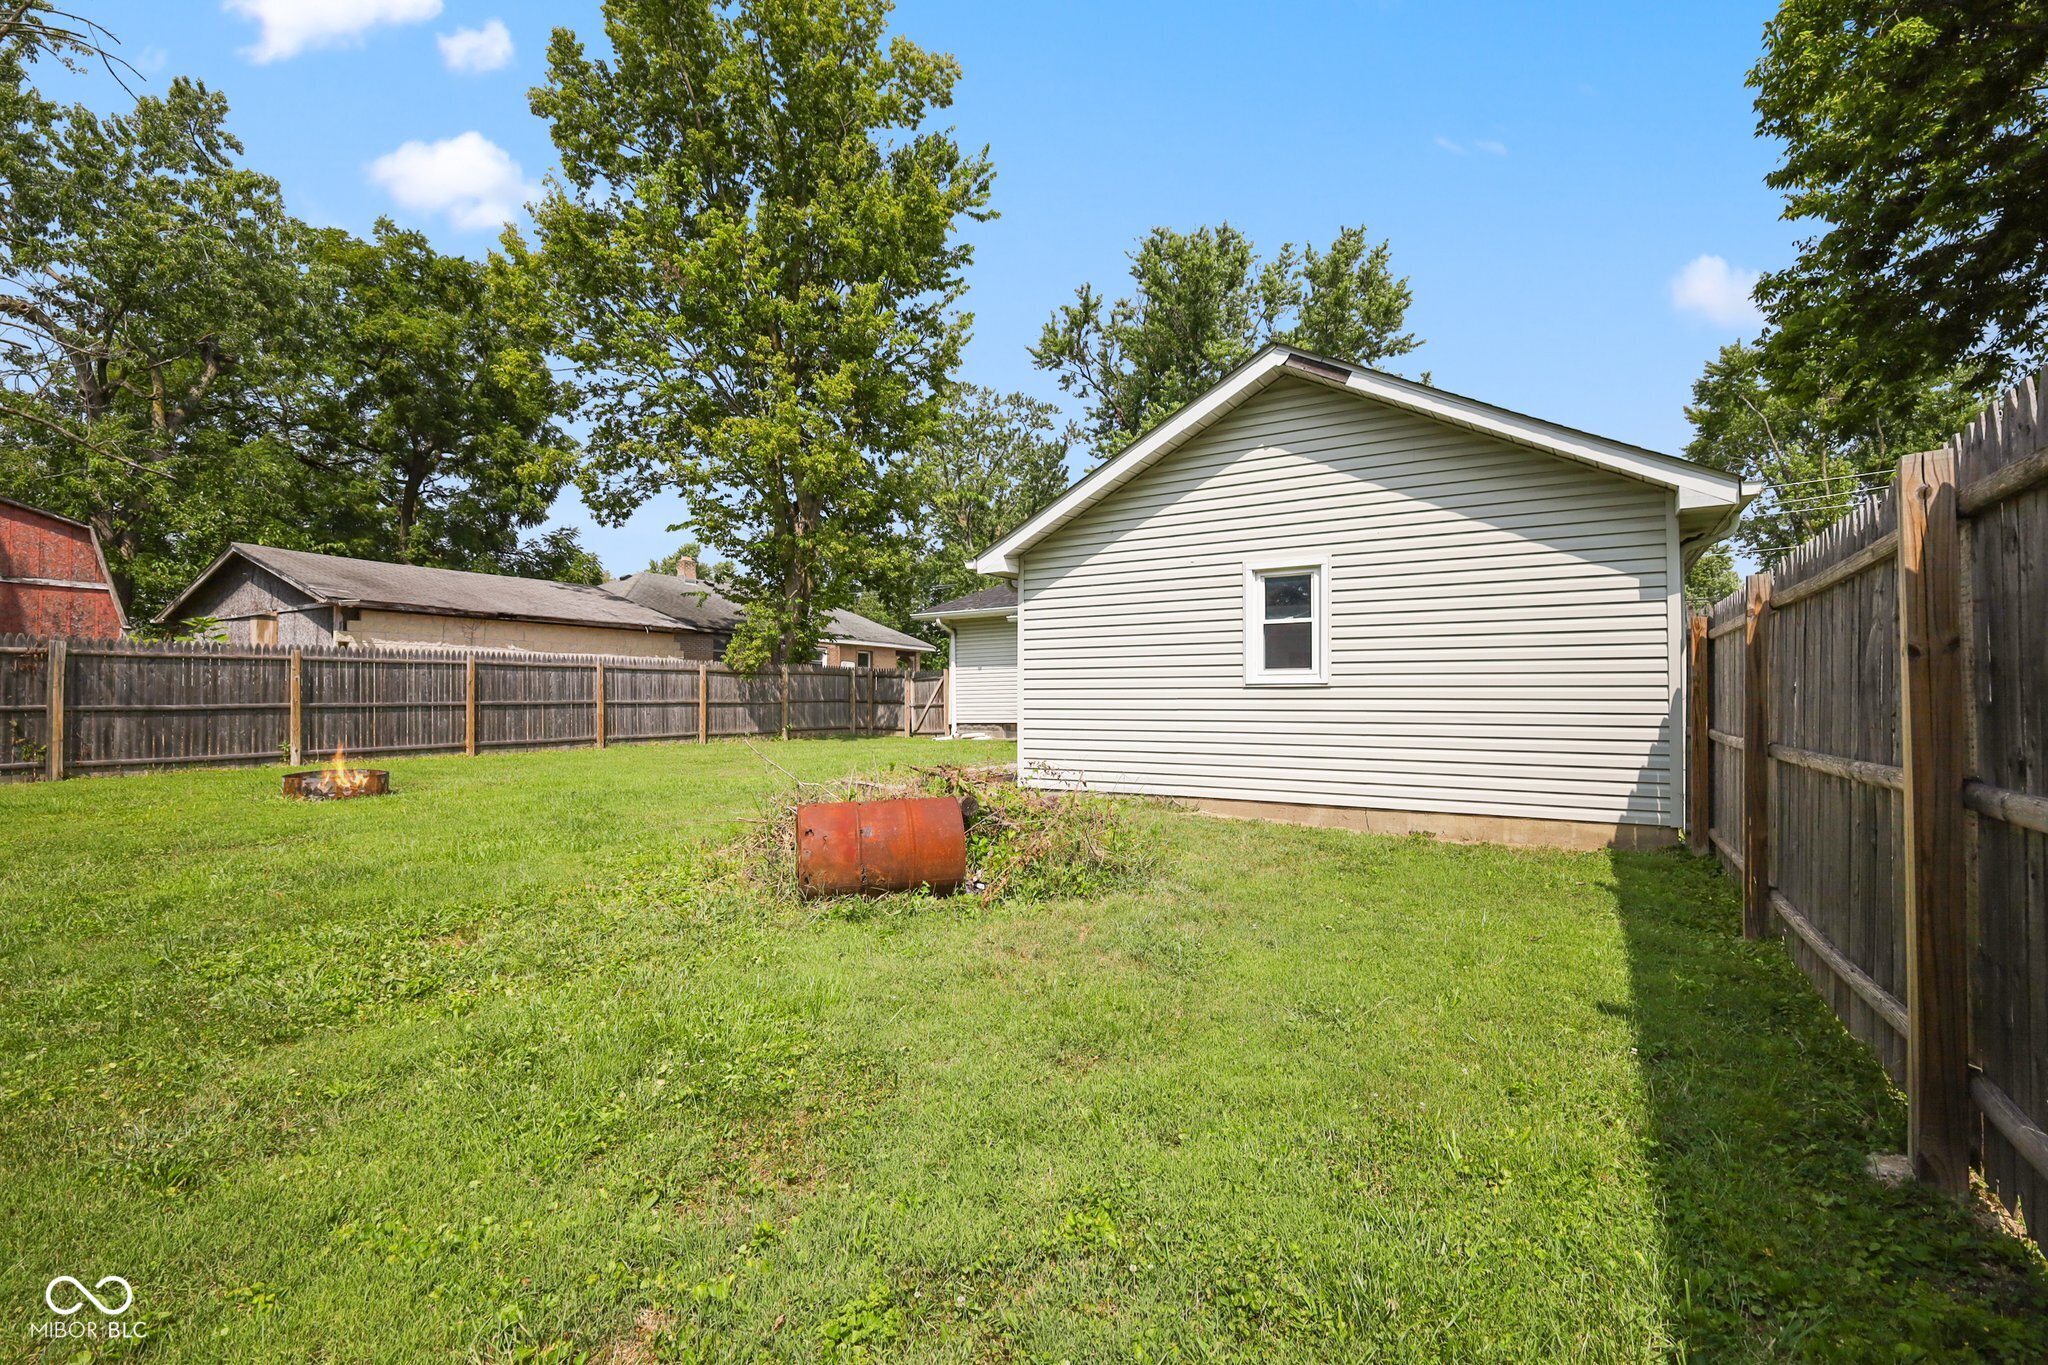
[282,769,392,800]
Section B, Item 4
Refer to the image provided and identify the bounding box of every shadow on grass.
[1609,848,2048,1359]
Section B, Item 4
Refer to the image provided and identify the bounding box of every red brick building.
[0,498,126,638]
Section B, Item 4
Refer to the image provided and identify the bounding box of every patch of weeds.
[817,1279,907,1354]
[728,762,1154,908]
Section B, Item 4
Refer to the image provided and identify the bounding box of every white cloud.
[226,0,443,63]
[1472,138,1508,156]
[1433,135,1467,155]
[438,18,513,73]
[1669,254,1765,328]
[367,131,535,230]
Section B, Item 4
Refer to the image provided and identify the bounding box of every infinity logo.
[45,1276,133,1317]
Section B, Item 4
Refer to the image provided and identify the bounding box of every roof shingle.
[916,583,1018,618]
[164,544,683,630]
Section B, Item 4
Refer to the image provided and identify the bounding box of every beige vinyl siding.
[1017,375,1680,827]
[948,615,1018,725]
[349,608,705,658]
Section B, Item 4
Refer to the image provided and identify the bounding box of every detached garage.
[916,584,1018,737]
[973,345,1755,851]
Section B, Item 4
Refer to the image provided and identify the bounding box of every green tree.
[1031,223,1420,460]
[1751,1,2048,410]
[853,384,1069,642]
[526,0,994,669]
[302,219,584,576]
[0,68,318,611]
[500,526,607,585]
[1685,546,1739,610]
[1682,341,1978,566]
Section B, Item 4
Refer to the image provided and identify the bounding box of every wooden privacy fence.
[1689,365,2048,1226]
[0,638,947,781]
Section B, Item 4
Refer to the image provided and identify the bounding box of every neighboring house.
[972,345,1757,851]
[915,583,1017,737]
[161,544,704,656]
[0,497,126,638]
[607,568,933,669]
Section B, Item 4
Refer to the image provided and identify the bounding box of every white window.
[856,649,873,669]
[1243,554,1330,685]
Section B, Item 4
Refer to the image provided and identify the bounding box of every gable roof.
[607,572,932,652]
[914,583,1018,621]
[973,345,1760,575]
[158,544,684,632]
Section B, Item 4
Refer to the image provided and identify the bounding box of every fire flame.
[326,742,373,796]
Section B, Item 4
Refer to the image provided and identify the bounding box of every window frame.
[1242,552,1331,686]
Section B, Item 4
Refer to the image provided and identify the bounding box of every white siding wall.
[1017,376,1681,827]
[948,616,1018,725]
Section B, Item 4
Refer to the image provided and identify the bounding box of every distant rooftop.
[916,583,1018,619]
[160,543,682,630]
[607,572,931,651]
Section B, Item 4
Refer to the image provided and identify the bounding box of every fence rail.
[1692,364,2048,1229]
[0,637,946,780]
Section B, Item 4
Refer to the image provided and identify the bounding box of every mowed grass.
[1,740,2043,1361]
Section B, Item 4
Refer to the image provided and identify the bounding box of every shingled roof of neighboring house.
[158,543,685,632]
[606,572,932,652]
[914,583,1018,620]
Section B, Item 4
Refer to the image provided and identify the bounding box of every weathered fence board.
[1958,370,2048,1229]
[1698,364,2048,1222]
[0,633,947,780]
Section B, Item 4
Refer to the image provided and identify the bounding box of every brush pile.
[732,763,1150,905]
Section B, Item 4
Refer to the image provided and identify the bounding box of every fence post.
[1687,615,1710,854]
[464,655,478,756]
[902,670,913,737]
[780,664,790,740]
[288,649,303,766]
[593,659,606,749]
[1898,445,1971,1194]
[698,663,710,743]
[849,668,859,734]
[45,638,65,781]
[1742,573,1774,938]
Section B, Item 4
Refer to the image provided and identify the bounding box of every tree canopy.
[0,70,318,609]
[0,34,599,615]
[1751,1,2048,411]
[527,0,994,669]
[1682,340,1979,566]
[300,220,583,576]
[850,384,1069,647]
[1031,223,1420,461]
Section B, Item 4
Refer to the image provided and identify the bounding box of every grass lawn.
[2,739,2044,1361]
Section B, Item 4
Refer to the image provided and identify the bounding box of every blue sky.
[88,0,1792,577]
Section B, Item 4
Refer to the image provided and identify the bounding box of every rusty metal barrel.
[796,796,966,898]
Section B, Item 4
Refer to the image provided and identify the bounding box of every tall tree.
[1751,1,2048,411]
[1682,340,1978,565]
[854,384,1068,640]
[526,0,994,668]
[301,219,584,576]
[0,68,314,610]
[1031,222,1420,461]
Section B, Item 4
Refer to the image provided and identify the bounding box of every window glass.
[1258,570,1316,673]
[1263,621,1312,670]
[1264,573,1312,620]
